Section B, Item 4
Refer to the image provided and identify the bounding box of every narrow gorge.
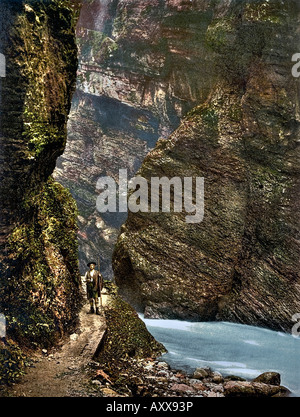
[55,0,300,332]
[0,0,164,390]
[0,0,299,398]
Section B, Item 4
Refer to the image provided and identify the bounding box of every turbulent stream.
[140,317,300,397]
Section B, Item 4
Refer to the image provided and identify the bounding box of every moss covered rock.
[0,0,83,354]
[0,339,28,387]
[3,178,82,347]
[95,285,165,382]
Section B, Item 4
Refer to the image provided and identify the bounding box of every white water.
[140,317,300,397]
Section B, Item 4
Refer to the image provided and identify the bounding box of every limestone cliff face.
[0,0,82,347]
[54,0,224,276]
[113,0,300,332]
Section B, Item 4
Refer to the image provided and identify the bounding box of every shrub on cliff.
[0,339,28,386]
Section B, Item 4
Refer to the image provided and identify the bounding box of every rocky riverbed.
[90,358,290,398]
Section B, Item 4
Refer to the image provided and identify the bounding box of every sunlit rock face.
[112,0,300,332]
[0,0,82,346]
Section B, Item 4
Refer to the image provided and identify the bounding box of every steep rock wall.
[0,0,82,347]
[54,0,225,276]
[113,0,300,332]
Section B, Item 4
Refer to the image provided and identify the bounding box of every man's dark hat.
[87,261,97,267]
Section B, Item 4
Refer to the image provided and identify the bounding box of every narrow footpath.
[7,294,108,397]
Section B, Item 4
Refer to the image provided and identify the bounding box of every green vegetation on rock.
[95,285,165,382]
[0,339,28,386]
[0,0,83,378]
[3,177,82,347]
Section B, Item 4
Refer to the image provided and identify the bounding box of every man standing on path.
[85,261,103,315]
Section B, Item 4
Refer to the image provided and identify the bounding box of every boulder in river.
[193,368,210,380]
[224,380,289,397]
[253,372,281,386]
